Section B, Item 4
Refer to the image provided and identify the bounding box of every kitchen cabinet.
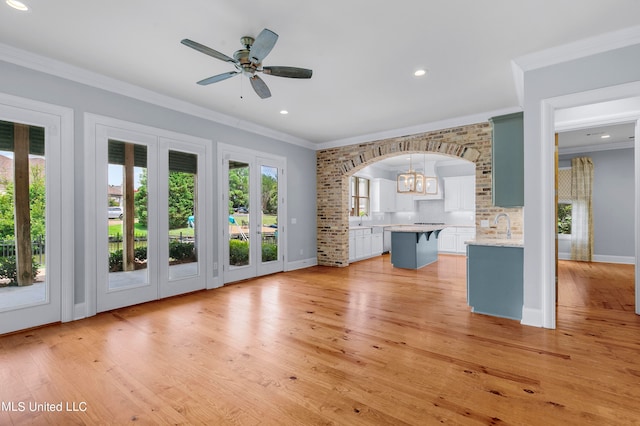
[372,232,383,255]
[443,176,475,212]
[437,228,457,252]
[490,112,524,207]
[438,227,476,254]
[349,227,383,262]
[348,232,356,261]
[383,229,392,253]
[467,244,523,320]
[355,229,372,259]
[371,178,396,213]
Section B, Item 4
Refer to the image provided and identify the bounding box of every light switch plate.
[481,220,489,228]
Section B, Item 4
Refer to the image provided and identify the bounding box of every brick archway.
[315,122,521,267]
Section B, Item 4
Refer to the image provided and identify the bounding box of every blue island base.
[390,231,439,269]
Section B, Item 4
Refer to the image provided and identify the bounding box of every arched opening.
[316,123,513,268]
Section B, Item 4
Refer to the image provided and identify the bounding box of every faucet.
[494,213,511,239]
[358,213,368,227]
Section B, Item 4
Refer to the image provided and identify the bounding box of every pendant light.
[397,155,425,194]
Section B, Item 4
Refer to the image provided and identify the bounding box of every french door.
[220,145,285,283]
[88,116,208,313]
[0,95,73,334]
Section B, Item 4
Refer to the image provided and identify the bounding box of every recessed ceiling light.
[601,134,611,139]
[414,69,427,77]
[280,110,289,115]
[6,0,28,11]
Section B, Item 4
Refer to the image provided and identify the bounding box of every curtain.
[570,157,594,261]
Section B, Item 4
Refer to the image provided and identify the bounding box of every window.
[350,176,370,217]
[557,202,572,235]
[557,168,572,235]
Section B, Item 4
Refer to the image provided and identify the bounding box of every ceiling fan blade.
[249,29,278,64]
[262,66,313,79]
[197,71,240,85]
[181,38,237,64]
[250,75,272,99]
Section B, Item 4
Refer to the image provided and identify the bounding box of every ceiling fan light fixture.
[6,0,28,11]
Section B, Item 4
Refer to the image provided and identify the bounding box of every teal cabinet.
[490,112,524,207]
[467,244,523,320]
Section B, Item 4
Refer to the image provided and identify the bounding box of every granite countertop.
[385,225,448,233]
[466,238,524,248]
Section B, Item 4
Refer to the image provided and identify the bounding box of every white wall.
[558,148,635,262]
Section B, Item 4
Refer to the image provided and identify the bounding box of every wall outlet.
[291,218,297,224]
[299,249,303,255]
[481,220,489,228]
[213,262,218,270]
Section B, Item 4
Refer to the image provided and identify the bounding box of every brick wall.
[316,122,523,266]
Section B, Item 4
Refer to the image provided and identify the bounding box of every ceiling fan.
[181,28,313,99]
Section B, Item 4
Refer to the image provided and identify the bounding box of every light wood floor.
[1,255,638,425]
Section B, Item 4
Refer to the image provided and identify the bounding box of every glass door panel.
[256,158,284,276]
[226,160,253,280]
[107,140,149,291]
[168,150,199,280]
[0,120,47,311]
[260,165,279,263]
[97,128,158,313]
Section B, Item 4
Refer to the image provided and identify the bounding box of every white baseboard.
[286,257,318,271]
[521,307,544,328]
[558,252,634,264]
[593,254,635,264]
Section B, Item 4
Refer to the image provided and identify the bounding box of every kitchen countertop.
[466,238,523,248]
[384,225,448,233]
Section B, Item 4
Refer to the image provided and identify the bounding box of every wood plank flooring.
[1,255,639,425]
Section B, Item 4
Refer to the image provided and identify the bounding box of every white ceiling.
[559,123,636,150]
[1,1,640,147]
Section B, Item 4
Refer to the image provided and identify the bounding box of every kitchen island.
[385,225,447,269]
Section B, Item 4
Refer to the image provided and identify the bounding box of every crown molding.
[0,42,315,150]
[558,140,634,156]
[317,107,522,151]
[513,25,640,72]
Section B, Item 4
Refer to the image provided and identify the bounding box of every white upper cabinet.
[371,178,396,212]
[444,176,475,212]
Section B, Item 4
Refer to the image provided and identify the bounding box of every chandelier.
[396,156,425,194]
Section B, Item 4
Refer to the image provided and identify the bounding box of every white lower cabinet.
[372,232,383,255]
[349,227,383,262]
[437,228,457,252]
[438,227,476,254]
[349,232,356,261]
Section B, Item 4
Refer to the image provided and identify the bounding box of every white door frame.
[217,143,287,284]
[0,93,74,334]
[539,83,640,328]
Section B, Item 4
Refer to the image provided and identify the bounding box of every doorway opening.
[556,123,636,319]
[544,93,640,328]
